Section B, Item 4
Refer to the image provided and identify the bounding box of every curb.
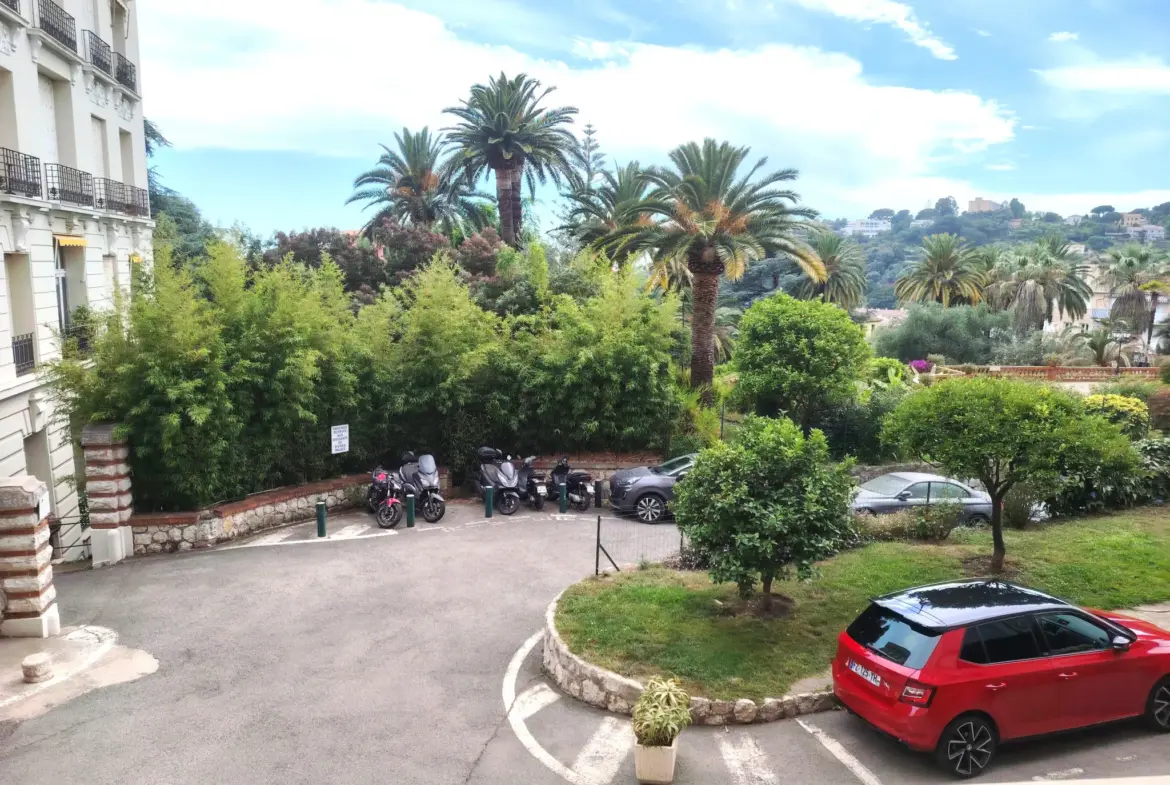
[542,593,838,725]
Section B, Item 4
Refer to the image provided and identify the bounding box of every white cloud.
[1035,56,1170,93]
[138,0,1013,217]
[781,0,957,60]
[986,163,1015,171]
[1047,31,1079,42]
[974,29,992,37]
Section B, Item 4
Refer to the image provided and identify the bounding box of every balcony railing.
[12,333,35,376]
[0,148,43,199]
[115,52,137,92]
[95,177,132,214]
[1,0,20,15]
[45,163,95,207]
[65,322,90,354]
[37,0,76,52]
[83,30,112,74]
[127,184,150,217]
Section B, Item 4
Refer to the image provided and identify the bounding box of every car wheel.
[855,508,876,517]
[635,493,666,524]
[967,514,990,525]
[1147,677,1170,732]
[934,714,997,779]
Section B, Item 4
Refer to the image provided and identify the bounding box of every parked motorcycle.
[395,451,446,523]
[475,446,521,515]
[367,466,404,528]
[517,456,547,511]
[550,456,593,511]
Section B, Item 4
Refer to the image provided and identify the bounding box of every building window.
[119,128,134,186]
[5,252,36,375]
[54,240,87,334]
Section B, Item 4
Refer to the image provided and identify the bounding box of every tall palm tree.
[443,73,578,247]
[561,161,652,249]
[1100,244,1169,350]
[598,139,822,397]
[797,230,867,310]
[346,127,488,236]
[983,243,1091,332]
[895,234,984,306]
[1080,326,1136,367]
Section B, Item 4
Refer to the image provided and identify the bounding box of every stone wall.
[0,476,61,637]
[129,475,369,555]
[542,595,836,725]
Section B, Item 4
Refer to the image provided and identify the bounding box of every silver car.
[852,472,992,523]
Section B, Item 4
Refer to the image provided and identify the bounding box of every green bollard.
[406,494,415,528]
[316,501,327,538]
[559,482,568,514]
[484,486,494,518]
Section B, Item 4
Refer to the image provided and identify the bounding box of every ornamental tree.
[733,294,870,430]
[673,416,856,610]
[883,378,1136,571]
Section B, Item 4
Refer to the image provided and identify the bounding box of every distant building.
[1127,224,1166,242]
[857,309,907,337]
[968,197,1003,213]
[1121,212,1147,227]
[1047,263,1170,334]
[1065,215,1084,226]
[1008,218,1024,229]
[910,219,934,229]
[840,219,891,239]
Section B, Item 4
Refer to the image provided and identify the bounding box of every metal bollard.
[406,494,415,528]
[484,486,494,518]
[559,482,568,514]
[594,480,605,509]
[316,501,327,538]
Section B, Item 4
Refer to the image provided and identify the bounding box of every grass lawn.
[555,507,1170,701]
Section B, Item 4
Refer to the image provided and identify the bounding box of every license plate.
[536,485,546,494]
[847,659,882,687]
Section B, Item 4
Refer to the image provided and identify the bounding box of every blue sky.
[141,0,1170,236]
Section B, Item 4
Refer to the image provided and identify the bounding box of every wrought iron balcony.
[0,148,43,199]
[83,30,112,74]
[127,184,150,217]
[95,177,129,214]
[45,163,95,207]
[115,52,137,92]
[12,333,35,376]
[1,0,20,16]
[37,0,76,52]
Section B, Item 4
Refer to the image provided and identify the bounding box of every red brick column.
[81,423,133,567]
[0,477,60,638]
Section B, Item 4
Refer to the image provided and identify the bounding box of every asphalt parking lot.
[1,504,1167,785]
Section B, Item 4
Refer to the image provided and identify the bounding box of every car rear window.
[847,604,942,669]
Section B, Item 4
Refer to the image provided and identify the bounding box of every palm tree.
[983,243,1091,332]
[346,127,489,237]
[1100,244,1169,350]
[443,73,578,247]
[797,230,867,310]
[713,306,742,363]
[561,162,652,249]
[1080,326,1136,367]
[597,139,822,397]
[895,234,984,306]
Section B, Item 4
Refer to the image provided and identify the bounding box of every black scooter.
[367,466,404,528]
[395,451,446,523]
[517,456,547,511]
[475,447,521,515]
[550,456,593,511]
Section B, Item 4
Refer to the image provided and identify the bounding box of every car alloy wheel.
[636,495,664,523]
[938,716,995,779]
[1150,681,1170,730]
[967,514,989,525]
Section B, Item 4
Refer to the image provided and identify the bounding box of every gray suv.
[609,454,696,523]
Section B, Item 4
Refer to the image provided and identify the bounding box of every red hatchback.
[833,580,1170,779]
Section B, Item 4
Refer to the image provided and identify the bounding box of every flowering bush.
[1083,393,1150,439]
[909,359,934,373]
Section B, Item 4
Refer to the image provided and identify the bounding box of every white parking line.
[571,716,632,785]
[717,732,778,785]
[797,719,884,785]
[512,683,561,722]
[1031,769,1085,781]
[329,523,370,539]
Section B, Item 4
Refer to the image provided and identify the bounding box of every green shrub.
[1002,484,1041,529]
[1136,437,1170,501]
[1083,394,1150,439]
[855,502,961,542]
[1160,364,1170,384]
[812,384,910,463]
[632,678,692,747]
[873,304,1012,364]
[1094,378,1163,404]
[868,357,907,386]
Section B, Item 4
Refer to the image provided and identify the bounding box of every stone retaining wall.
[128,476,369,555]
[542,595,836,725]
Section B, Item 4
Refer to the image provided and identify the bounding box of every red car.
[833,580,1170,779]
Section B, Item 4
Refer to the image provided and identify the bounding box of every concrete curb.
[542,593,838,725]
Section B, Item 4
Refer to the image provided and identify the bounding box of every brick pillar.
[80,423,133,567]
[0,476,60,638]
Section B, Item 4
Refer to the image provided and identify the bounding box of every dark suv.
[608,454,696,523]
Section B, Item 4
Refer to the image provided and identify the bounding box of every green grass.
[556,508,1170,701]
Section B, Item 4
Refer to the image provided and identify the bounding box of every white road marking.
[237,528,398,547]
[717,732,778,785]
[329,523,370,539]
[797,719,884,785]
[512,683,561,722]
[1032,769,1085,781]
[240,527,301,547]
[570,716,633,784]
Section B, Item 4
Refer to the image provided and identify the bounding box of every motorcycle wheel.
[367,490,378,513]
[573,489,591,512]
[376,502,402,529]
[422,497,446,523]
[498,493,520,516]
[532,493,545,511]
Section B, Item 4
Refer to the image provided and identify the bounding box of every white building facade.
[0,0,152,562]
[840,218,891,239]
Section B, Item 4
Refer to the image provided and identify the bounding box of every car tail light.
[899,679,935,707]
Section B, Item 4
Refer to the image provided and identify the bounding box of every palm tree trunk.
[690,271,720,404]
[495,166,516,247]
[510,165,524,246]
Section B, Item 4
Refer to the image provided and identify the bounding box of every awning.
[54,235,87,247]
[129,253,143,263]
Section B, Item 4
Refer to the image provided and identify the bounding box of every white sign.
[330,424,350,455]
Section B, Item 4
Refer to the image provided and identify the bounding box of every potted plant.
[632,677,691,784]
